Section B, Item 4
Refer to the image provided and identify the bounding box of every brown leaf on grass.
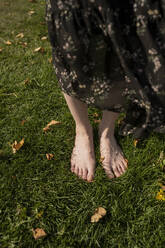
[40,48,45,53]
[156,189,165,201]
[28,10,35,15]
[34,47,45,53]
[133,139,138,147]
[21,120,27,126]
[117,115,125,125]
[43,120,61,132]
[93,112,99,118]
[48,57,53,63]
[16,33,24,38]
[11,138,24,154]
[24,78,30,84]
[34,47,41,52]
[46,153,54,160]
[96,207,107,216]
[117,118,122,125]
[32,228,47,240]
[91,207,107,223]
[21,42,28,47]
[43,127,50,132]
[99,156,105,163]
[41,36,47,40]
[5,40,12,45]
[91,213,101,223]
[0,48,3,52]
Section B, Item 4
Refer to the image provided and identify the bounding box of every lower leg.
[99,110,128,178]
[99,111,119,137]
[63,93,95,182]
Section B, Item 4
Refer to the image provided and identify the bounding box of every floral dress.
[45,0,165,138]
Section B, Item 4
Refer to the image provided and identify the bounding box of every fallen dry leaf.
[133,139,138,147]
[11,138,24,154]
[34,47,41,52]
[16,33,24,38]
[93,112,99,118]
[12,175,16,180]
[43,126,50,132]
[40,48,45,53]
[21,42,28,47]
[99,157,105,163]
[34,47,45,53]
[96,207,106,216]
[0,48,2,52]
[49,120,60,126]
[5,40,12,45]
[21,120,27,126]
[91,207,106,223]
[24,78,30,84]
[28,10,35,15]
[48,57,53,63]
[117,115,125,125]
[91,213,101,223]
[43,120,61,132]
[148,9,159,15]
[46,153,54,160]
[32,228,47,240]
[156,189,165,201]
[41,36,47,40]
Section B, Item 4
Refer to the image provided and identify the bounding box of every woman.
[46,0,165,182]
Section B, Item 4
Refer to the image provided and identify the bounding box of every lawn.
[0,0,165,247]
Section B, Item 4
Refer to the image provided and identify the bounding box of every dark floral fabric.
[46,0,165,138]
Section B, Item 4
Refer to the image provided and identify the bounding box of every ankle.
[76,124,93,136]
[99,126,115,138]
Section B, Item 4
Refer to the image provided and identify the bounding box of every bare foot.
[99,130,128,179]
[71,127,95,182]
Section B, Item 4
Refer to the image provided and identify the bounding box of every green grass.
[0,1,165,247]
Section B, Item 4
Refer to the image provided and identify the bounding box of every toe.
[121,161,127,173]
[113,166,121,177]
[71,164,75,173]
[74,167,79,176]
[117,164,124,175]
[105,168,115,179]
[82,169,88,180]
[87,170,94,182]
[119,165,125,175]
[78,168,83,178]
